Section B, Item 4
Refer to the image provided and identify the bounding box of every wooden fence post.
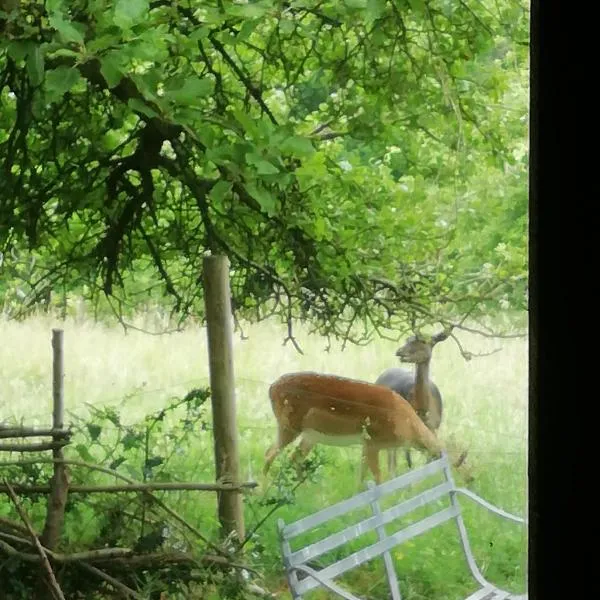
[40,329,69,550]
[202,255,245,543]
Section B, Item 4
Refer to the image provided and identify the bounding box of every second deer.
[374,331,448,476]
[263,371,444,484]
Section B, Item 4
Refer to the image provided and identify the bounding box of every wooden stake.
[202,255,245,542]
[40,330,69,551]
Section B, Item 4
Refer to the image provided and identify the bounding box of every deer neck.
[413,361,432,414]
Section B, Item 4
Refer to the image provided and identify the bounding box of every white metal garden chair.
[278,452,527,600]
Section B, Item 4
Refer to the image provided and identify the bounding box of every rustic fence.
[0,255,264,599]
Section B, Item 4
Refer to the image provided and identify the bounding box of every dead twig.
[449,332,502,361]
[78,562,143,600]
[3,478,66,600]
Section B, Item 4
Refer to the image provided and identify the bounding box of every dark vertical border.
[528,0,539,595]
[530,0,591,596]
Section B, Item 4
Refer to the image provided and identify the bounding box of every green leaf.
[45,66,82,103]
[314,216,328,240]
[122,430,142,450]
[109,457,127,471]
[366,0,387,23]
[245,182,277,215]
[103,407,121,427]
[100,53,125,88]
[255,160,279,175]
[197,128,216,151]
[345,0,367,8]
[26,46,44,86]
[143,456,164,479]
[75,444,95,462]
[225,2,269,18]
[86,423,102,441]
[48,14,85,44]
[407,0,426,14]
[7,40,35,63]
[232,108,257,136]
[145,456,164,469]
[236,20,258,43]
[46,48,82,60]
[279,136,315,158]
[114,0,149,30]
[189,27,210,41]
[128,98,160,119]
[246,152,279,175]
[279,19,295,36]
[209,180,233,202]
[165,77,214,105]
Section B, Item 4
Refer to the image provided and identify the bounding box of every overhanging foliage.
[0,0,529,343]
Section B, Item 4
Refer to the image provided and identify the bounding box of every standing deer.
[374,331,448,475]
[263,372,444,484]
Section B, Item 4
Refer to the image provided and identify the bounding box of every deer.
[373,330,465,476]
[263,371,444,485]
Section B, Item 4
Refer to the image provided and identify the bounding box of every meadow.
[0,311,528,599]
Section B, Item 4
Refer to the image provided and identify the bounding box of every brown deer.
[263,372,444,484]
[373,331,448,476]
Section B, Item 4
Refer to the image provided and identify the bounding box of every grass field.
[0,312,528,599]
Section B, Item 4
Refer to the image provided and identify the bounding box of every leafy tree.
[0,0,528,344]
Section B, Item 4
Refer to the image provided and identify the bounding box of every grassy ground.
[0,312,528,599]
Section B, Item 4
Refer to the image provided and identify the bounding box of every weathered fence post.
[202,255,245,542]
[40,329,69,550]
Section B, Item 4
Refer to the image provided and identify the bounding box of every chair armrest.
[287,564,364,600]
[454,488,527,525]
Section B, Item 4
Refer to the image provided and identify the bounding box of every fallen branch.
[0,515,29,536]
[0,440,70,452]
[0,538,135,562]
[0,532,256,573]
[0,427,71,440]
[3,479,66,600]
[0,481,259,494]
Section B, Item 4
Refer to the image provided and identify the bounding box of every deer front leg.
[405,449,413,469]
[290,436,315,477]
[264,426,301,475]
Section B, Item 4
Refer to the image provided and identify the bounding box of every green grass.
[0,312,528,599]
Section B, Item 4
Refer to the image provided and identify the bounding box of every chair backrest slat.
[281,456,448,541]
[288,481,453,567]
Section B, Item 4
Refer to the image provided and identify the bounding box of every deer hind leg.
[387,449,398,476]
[263,426,301,475]
[404,449,413,469]
[360,445,371,481]
[364,443,382,485]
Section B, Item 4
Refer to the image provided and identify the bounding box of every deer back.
[269,372,421,435]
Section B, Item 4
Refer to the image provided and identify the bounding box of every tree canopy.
[0,0,529,345]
